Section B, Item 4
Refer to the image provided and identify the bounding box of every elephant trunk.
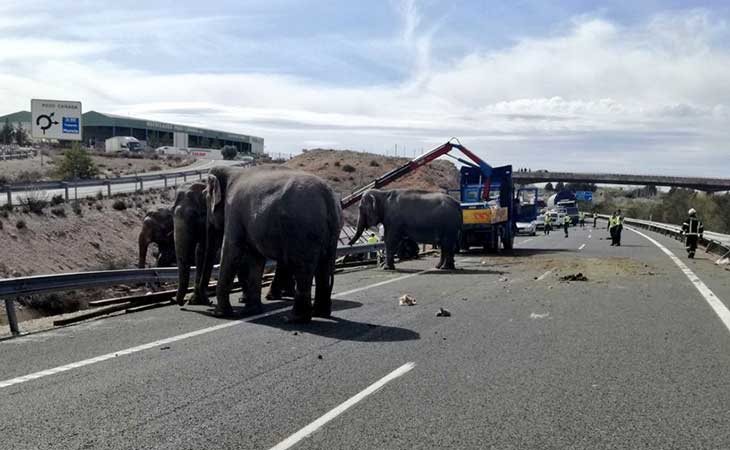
[138,232,149,269]
[348,214,366,245]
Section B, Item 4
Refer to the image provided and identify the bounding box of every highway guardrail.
[596,214,730,258]
[1,243,384,336]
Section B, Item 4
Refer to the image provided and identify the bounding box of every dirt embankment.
[285,149,459,223]
[0,151,195,183]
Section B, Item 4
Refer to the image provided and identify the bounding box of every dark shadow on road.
[250,302,420,343]
[426,268,506,275]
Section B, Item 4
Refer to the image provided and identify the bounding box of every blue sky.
[1,0,730,175]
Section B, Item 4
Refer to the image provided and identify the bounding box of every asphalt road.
[1,159,242,206]
[1,224,729,449]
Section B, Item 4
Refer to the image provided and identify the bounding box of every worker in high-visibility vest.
[543,213,552,235]
[592,212,598,228]
[615,209,624,246]
[579,211,585,227]
[367,232,379,260]
[563,215,571,238]
[608,211,618,245]
[681,208,704,259]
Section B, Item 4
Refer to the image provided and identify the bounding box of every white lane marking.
[269,362,415,450]
[579,244,586,251]
[0,271,430,389]
[516,238,534,246]
[629,227,730,334]
[536,269,554,281]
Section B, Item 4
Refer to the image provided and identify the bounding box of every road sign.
[31,99,82,141]
[575,191,593,202]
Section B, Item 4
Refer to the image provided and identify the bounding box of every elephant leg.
[187,242,211,306]
[196,231,222,307]
[441,247,456,270]
[313,253,335,318]
[214,238,241,316]
[236,262,249,304]
[435,248,445,269]
[241,253,265,315]
[383,234,398,270]
[266,264,286,300]
[288,269,314,324]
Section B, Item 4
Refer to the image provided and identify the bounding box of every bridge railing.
[1,243,384,337]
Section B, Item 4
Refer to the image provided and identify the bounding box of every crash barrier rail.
[1,162,253,206]
[595,214,730,258]
[1,242,385,336]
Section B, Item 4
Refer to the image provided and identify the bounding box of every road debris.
[160,346,170,350]
[399,294,417,306]
[530,312,550,320]
[436,307,451,317]
[499,277,509,282]
[560,272,588,281]
[317,354,323,360]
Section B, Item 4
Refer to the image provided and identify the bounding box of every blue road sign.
[62,117,79,134]
[575,191,593,202]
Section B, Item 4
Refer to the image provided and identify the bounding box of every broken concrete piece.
[560,272,588,281]
[399,294,417,306]
[436,307,451,317]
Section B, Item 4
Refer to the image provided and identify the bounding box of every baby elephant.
[138,208,175,268]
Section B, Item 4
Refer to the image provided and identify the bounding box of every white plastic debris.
[399,294,417,306]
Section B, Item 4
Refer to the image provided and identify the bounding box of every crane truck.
[341,139,533,252]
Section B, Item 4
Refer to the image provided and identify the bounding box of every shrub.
[342,164,356,173]
[0,219,3,230]
[50,194,65,206]
[369,160,380,167]
[51,206,66,217]
[96,203,103,211]
[96,191,104,200]
[72,202,83,216]
[150,164,162,172]
[112,199,127,211]
[18,293,81,316]
[15,219,26,229]
[56,144,98,180]
[19,190,49,215]
[221,145,238,160]
[97,254,133,270]
[334,161,341,167]
[331,176,340,182]
[0,208,10,218]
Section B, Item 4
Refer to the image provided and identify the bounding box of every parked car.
[516,220,537,236]
[535,213,545,230]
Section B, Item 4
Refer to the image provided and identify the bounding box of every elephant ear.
[206,174,222,213]
[362,192,376,227]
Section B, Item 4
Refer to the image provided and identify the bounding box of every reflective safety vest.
[367,235,379,244]
[544,215,551,224]
[609,216,618,228]
[682,217,704,236]
[579,212,585,220]
[563,216,571,225]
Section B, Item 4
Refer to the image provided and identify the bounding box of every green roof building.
[0,110,263,154]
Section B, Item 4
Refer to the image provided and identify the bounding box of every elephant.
[172,181,210,305]
[174,180,295,306]
[202,165,343,322]
[138,208,176,268]
[348,189,461,270]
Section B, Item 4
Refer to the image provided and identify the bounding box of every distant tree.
[56,143,98,180]
[544,182,554,191]
[555,181,565,191]
[15,122,28,146]
[0,118,12,145]
[221,145,238,160]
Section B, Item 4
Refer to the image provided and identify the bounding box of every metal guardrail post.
[137,177,143,192]
[4,185,11,207]
[106,181,111,197]
[61,182,69,202]
[163,175,168,188]
[198,171,202,180]
[183,173,187,182]
[4,298,20,335]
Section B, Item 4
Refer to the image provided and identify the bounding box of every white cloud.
[0,5,729,175]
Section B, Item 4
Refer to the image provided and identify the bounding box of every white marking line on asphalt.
[629,227,730,334]
[269,362,415,450]
[536,269,554,281]
[516,238,534,246]
[0,271,431,389]
[579,244,586,251]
